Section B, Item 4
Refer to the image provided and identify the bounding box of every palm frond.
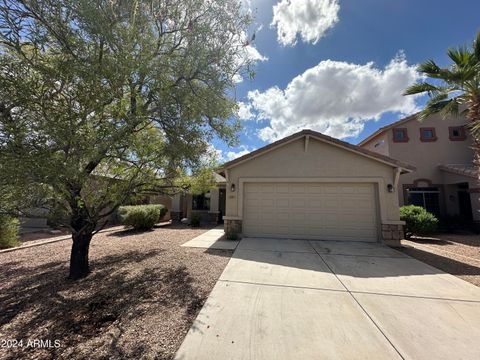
[403,82,439,96]
[473,31,480,61]
[439,98,460,119]
[418,60,441,77]
[418,98,452,121]
[447,46,472,67]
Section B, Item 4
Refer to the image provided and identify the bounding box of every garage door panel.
[243,183,378,242]
[276,199,289,207]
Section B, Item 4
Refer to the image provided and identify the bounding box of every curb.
[0,221,174,254]
[0,226,124,254]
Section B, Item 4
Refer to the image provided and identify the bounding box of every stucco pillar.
[470,190,480,222]
[380,222,405,247]
[209,188,219,212]
[171,193,182,221]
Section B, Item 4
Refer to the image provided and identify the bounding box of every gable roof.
[223,129,415,173]
[357,112,420,147]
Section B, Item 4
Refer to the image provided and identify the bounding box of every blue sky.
[214,0,480,160]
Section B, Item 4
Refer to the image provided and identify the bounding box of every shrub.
[190,214,201,228]
[0,216,20,249]
[400,205,438,238]
[226,231,238,240]
[118,205,164,231]
[159,206,168,220]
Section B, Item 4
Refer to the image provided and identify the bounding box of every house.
[359,111,480,227]
[170,173,227,224]
[210,129,415,246]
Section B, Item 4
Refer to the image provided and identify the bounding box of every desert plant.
[404,32,480,179]
[0,0,254,279]
[190,214,201,228]
[400,205,439,238]
[0,215,20,249]
[118,205,164,231]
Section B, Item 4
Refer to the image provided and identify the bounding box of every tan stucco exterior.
[361,111,479,222]
[224,132,410,244]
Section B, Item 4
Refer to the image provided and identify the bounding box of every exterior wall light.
[230,183,236,192]
[387,184,394,193]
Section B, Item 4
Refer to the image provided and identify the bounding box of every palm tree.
[404,32,480,177]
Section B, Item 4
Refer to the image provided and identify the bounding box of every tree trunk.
[467,97,480,180]
[69,231,93,280]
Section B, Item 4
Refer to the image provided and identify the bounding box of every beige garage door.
[243,183,378,242]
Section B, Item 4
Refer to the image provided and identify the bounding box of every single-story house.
[172,129,415,246]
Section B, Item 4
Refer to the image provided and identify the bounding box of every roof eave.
[223,129,416,173]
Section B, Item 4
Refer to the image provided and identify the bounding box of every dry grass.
[0,225,232,360]
[400,233,480,287]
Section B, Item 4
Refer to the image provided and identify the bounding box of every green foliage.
[0,0,252,226]
[400,205,439,238]
[403,31,480,141]
[0,215,20,249]
[190,214,201,228]
[226,231,238,240]
[47,207,70,229]
[118,205,165,231]
[0,0,254,277]
[159,206,168,220]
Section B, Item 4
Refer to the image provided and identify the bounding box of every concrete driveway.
[175,238,480,360]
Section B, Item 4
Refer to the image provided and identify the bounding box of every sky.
[214,0,480,161]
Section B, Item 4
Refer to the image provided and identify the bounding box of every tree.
[404,32,480,176]
[0,0,254,279]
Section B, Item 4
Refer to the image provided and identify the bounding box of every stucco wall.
[362,132,390,157]
[361,112,476,215]
[386,113,473,189]
[225,137,403,224]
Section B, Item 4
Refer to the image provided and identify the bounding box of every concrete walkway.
[181,227,239,250]
[175,238,480,360]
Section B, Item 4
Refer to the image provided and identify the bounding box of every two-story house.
[359,111,479,226]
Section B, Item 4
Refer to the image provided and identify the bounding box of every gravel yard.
[0,225,232,360]
[399,233,480,287]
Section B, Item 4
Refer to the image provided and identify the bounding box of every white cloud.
[271,0,340,46]
[226,145,255,161]
[246,52,422,142]
[237,101,255,120]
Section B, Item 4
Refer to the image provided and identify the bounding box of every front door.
[458,190,473,221]
[218,188,226,223]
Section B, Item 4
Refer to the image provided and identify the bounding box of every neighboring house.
[215,129,414,246]
[359,111,480,226]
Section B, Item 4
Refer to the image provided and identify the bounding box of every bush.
[0,216,20,249]
[159,206,168,220]
[118,205,164,231]
[400,205,438,238]
[190,214,201,228]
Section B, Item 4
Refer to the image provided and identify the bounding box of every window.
[449,126,467,141]
[192,193,210,211]
[420,127,437,142]
[392,128,408,142]
[406,187,440,216]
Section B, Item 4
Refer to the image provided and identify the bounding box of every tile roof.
[438,164,477,179]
